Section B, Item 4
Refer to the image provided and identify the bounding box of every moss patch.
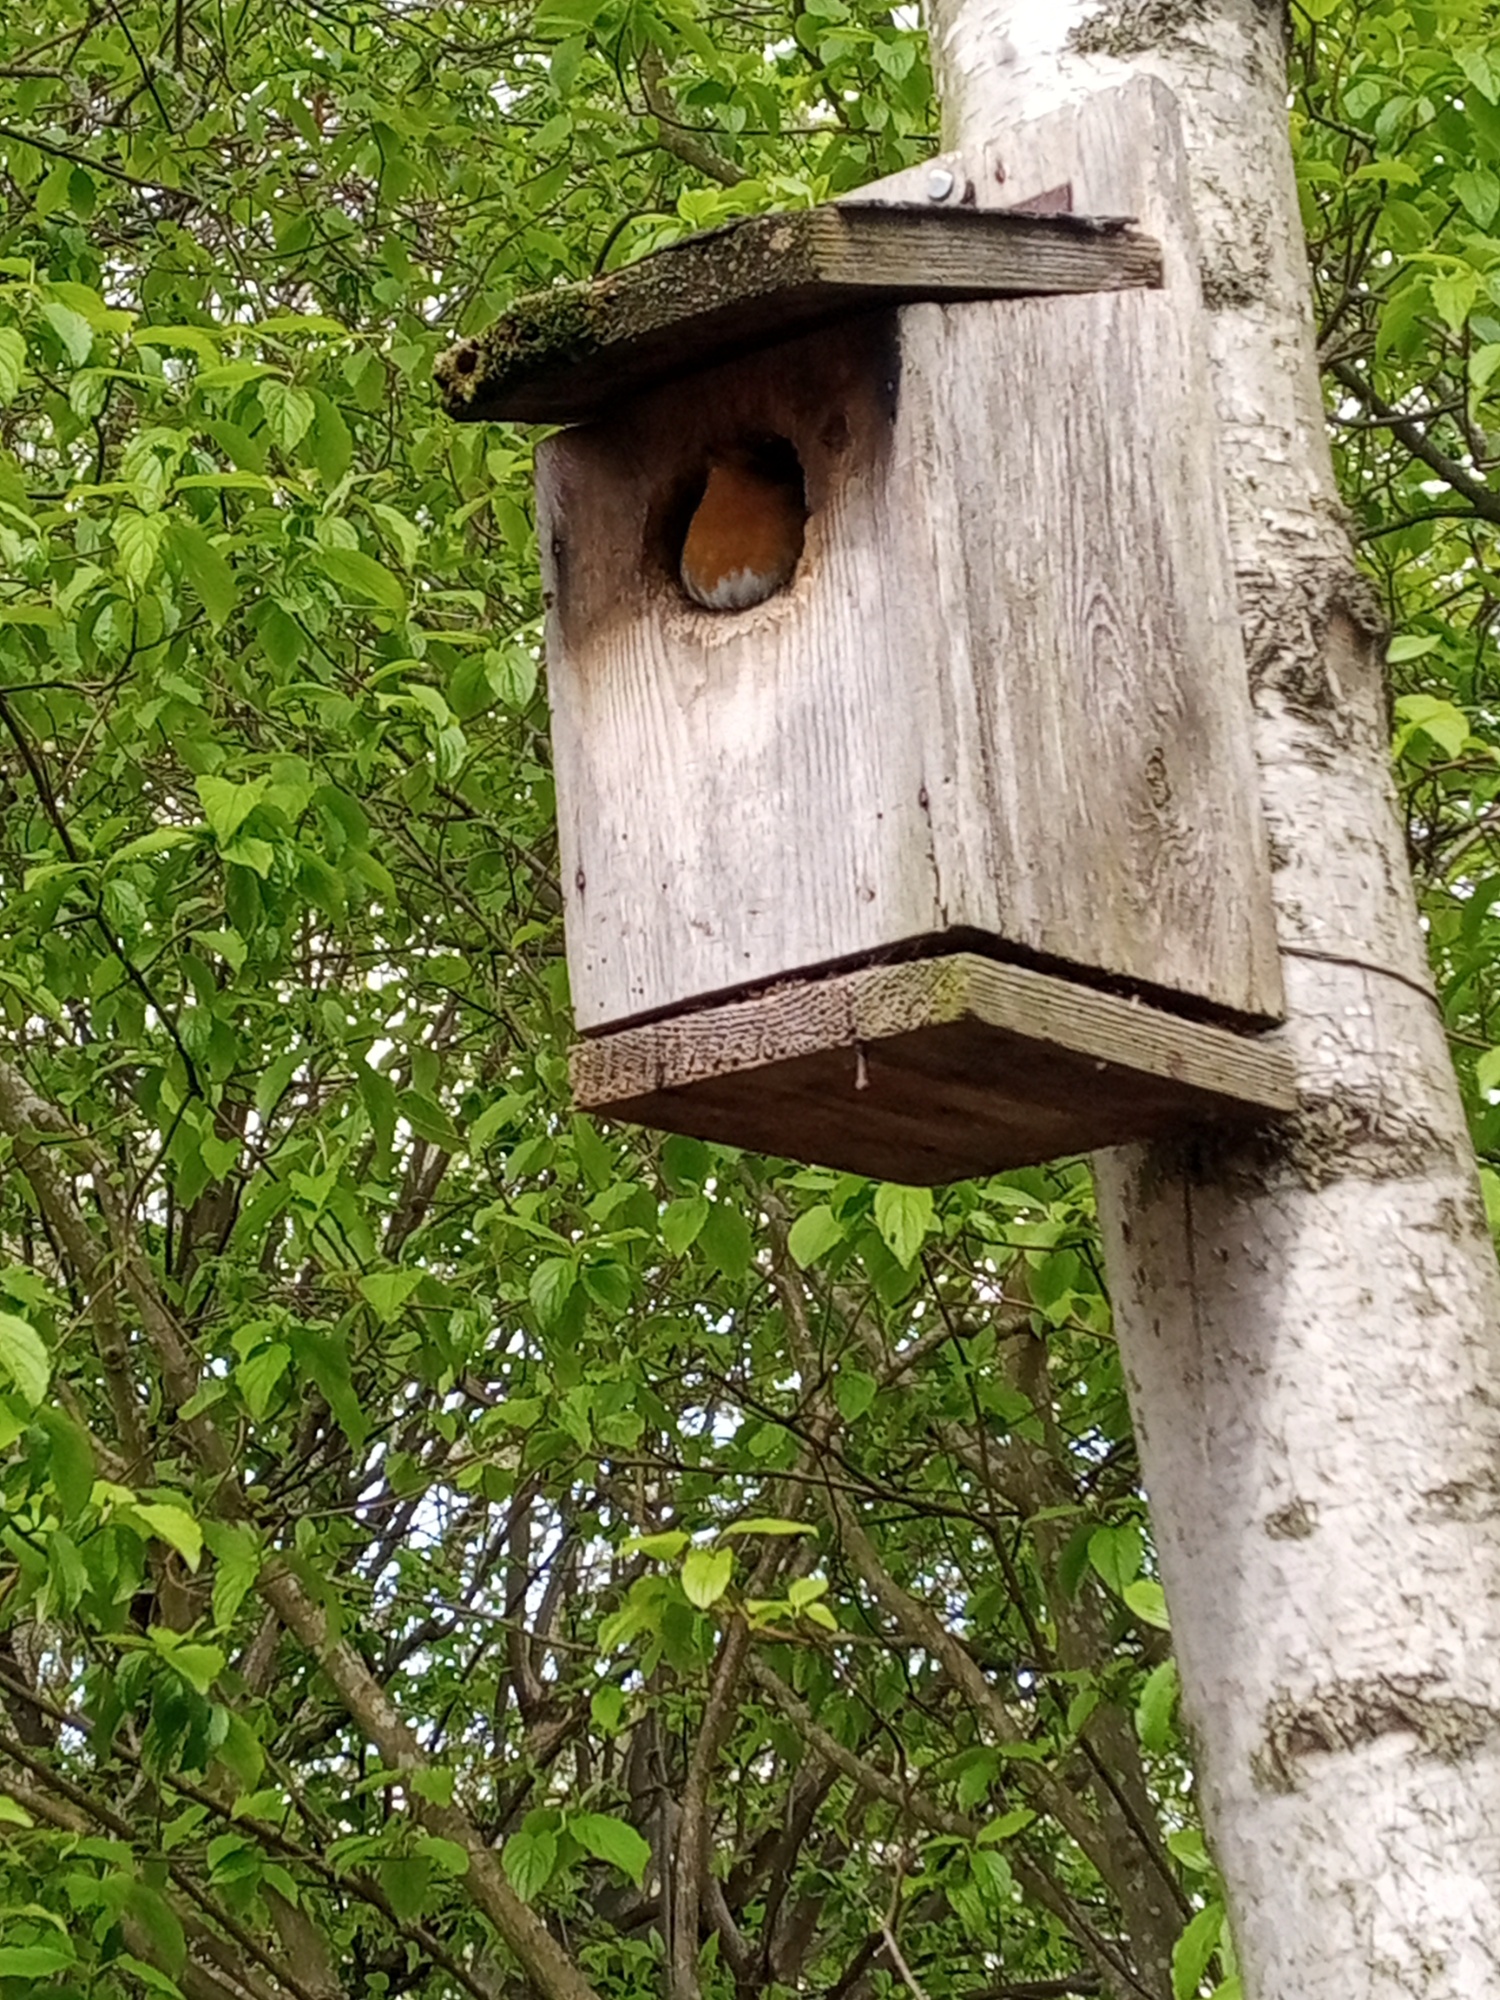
[432,213,822,421]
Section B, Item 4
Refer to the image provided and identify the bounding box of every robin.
[679,440,806,611]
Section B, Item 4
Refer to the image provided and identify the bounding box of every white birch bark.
[922,1,1500,1993]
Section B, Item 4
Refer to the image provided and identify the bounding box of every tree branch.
[638,48,741,187]
[1328,359,1500,524]
[0,1057,608,2000]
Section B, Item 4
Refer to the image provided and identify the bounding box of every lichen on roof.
[434,282,602,414]
[433,211,824,419]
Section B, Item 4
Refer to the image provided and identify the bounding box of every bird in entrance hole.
[679,439,807,611]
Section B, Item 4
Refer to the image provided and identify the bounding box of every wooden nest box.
[437,190,1294,1184]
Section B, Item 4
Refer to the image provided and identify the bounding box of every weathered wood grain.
[541,237,1283,1032]
[435,205,1162,424]
[572,953,1297,1184]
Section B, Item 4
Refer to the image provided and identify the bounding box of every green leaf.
[1136,1658,1179,1754]
[113,511,167,587]
[379,1853,432,1924]
[502,1825,558,1901]
[236,1341,291,1420]
[873,1183,935,1267]
[132,1502,204,1571]
[591,1684,627,1733]
[111,827,200,868]
[1395,693,1468,758]
[1123,1579,1171,1631]
[1088,1522,1143,1594]
[410,1767,456,1806]
[41,300,93,366]
[133,322,223,362]
[366,499,422,566]
[359,1268,424,1321]
[205,1521,262,1629]
[291,1330,368,1452]
[1455,167,1500,230]
[953,1745,1000,1810]
[661,1135,711,1190]
[834,1369,877,1422]
[787,1203,845,1268]
[0,1795,35,1826]
[1430,268,1480,335]
[626,1529,690,1559]
[529,1255,576,1327]
[580,1257,630,1314]
[214,1711,265,1793]
[167,1641,226,1695]
[719,1517,815,1538]
[1387,635,1440,663]
[255,599,302,670]
[414,1833,469,1877]
[699,1201,751,1280]
[681,1545,733,1608]
[1168,1828,1214,1874]
[112,1959,185,1998]
[1458,48,1499,103]
[169,518,237,627]
[0,326,26,401]
[47,1528,88,1612]
[259,377,316,451]
[197,774,267,843]
[570,1812,651,1886]
[308,390,353,485]
[662,1194,709,1256]
[314,546,408,616]
[0,1311,50,1406]
[1172,1902,1224,2000]
[489,643,538,708]
[0,1944,76,1975]
[126,1881,187,1977]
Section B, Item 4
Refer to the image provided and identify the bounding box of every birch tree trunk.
[922,2,1500,1992]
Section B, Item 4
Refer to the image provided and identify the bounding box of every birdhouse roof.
[435,202,1162,426]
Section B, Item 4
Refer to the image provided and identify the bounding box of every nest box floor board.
[571,954,1297,1185]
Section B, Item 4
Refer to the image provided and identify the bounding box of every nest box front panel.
[541,290,1281,1037]
[540,312,951,1035]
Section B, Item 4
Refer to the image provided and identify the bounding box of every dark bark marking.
[1067,0,1211,59]
[1257,1676,1499,1792]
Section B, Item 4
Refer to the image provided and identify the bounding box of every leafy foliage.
[0,1,1486,1997]
[1293,0,1500,1190]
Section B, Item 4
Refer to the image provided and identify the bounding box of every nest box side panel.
[541,313,952,1035]
[888,284,1282,1026]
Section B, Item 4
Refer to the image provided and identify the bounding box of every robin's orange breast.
[680,458,806,611]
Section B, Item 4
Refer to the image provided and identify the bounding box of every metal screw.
[926,166,955,202]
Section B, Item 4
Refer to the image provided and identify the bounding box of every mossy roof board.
[435,203,1162,425]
